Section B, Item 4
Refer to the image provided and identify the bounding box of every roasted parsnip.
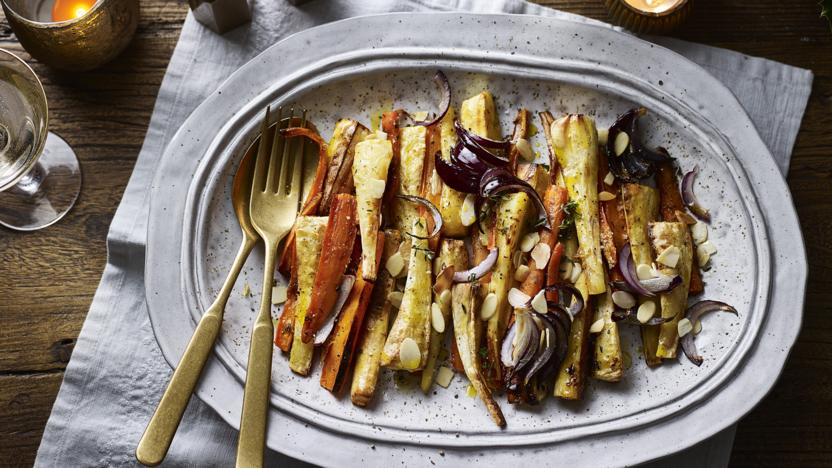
[351,230,402,406]
[592,283,623,382]
[320,119,370,213]
[436,108,468,238]
[420,239,467,392]
[391,125,427,233]
[621,183,661,367]
[550,115,606,295]
[353,131,394,281]
[289,216,329,375]
[453,282,506,427]
[381,217,433,370]
[649,222,693,359]
[554,273,593,399]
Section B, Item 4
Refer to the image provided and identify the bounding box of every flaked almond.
[515,137,533,161]
[614,131,630,156]
[388,291,404,308]
[699,240,717,255]
[508,288,531,309]
[460,194,477,227]
[514,264,531,283]
[637,301,656,323]
[636,263,656,280]
[385,251,405,277]
[531,290,547,314]
[435,366,454,388]
[569,262,583,284]
[365,178,386,199]
[598,191,616,201]
[431,303,445,333]
[530,242,551,269]
[481,293,498,320]
[696,244,712,268]
[399,338,421,370]
[656,245,681,268]
[603,171,615,186]
[271,285,288,304]
[677,318,693,337]
[691,221,708,244]
[612,290,636,309]
[589,318,605,334]
[520,232,540,253]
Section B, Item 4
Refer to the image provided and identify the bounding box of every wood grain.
[0,0,830,466]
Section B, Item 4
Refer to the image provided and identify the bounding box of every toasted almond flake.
[514,264,531,283]
[693,319,702,335]
[512,250,524,269]
[241,282,251,297]
[508,288,531,309]
[612,290,636,309]
[388,291,404,308]
[636,263,656,280]
[467,383,478,397]
[399,338,421,370]
[515,137,533,161]
[435,366,454,388]
[569,262,583,284]
[614,131,630,156]
[597,127,609,145]
[656,245,681,268]
[699,240,717,255]
[531,290,547,314]
[439,289,452,311]
[520,232,540,253]
[559,259,573,281]
[691,221,708,245]
[598,191,616,201]
[590,318,605,334]
[480,293,498,320]
[637,301,656,323]
[271,285,288,304]
[696,244,712,268]
[677,318,693,337]
[385,251,405,277]
[604,171,615,186]
[460,194,477,227]
[431,303,445,333]
[365,178,386,199]
[530,242,551,269]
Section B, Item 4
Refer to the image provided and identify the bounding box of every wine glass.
[0,48,81,231]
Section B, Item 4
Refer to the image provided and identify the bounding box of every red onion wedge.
[314,275,356,345]
[454,119,511,150]
[639,274,683,294]
[681,300,738,366]
[618,243,656,297]
[523,314,557,384]
[454,120,510,167]
[611,308,671,326]
[605,107,673,182]
[409,70,451,127]
[434,151,480,193]
[453,247,497,283]
[544,284,584,318]
[681,166,711,222]
[395,195,443,238]
[479,168,550,229]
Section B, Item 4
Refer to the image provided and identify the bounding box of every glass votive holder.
[1,0,139,71]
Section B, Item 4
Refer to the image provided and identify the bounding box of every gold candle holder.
[605,0,692,34]
[1,0,139,71]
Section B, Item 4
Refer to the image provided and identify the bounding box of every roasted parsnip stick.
[289,216,329,375]
[649,222,693,358]
[353,131,394,281]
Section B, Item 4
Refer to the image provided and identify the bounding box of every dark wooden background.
[0,0,829,466]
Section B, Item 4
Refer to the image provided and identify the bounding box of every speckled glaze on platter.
[145,13,806,467]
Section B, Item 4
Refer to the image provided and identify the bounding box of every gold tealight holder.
[605,0,692,34]
[1,0,139,71]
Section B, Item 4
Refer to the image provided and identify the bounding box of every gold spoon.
[136,116,268,467]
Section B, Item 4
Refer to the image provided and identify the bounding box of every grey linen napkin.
[34,0,812,466]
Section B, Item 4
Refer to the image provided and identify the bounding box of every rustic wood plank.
[0,0,830,465]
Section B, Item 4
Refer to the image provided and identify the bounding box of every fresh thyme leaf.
[559,199,579,232]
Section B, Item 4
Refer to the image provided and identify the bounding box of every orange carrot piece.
[275,252,299,351]
[302,194,359,343]
[320,234,385,393]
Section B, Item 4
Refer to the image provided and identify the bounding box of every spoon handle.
[136,236,257,466]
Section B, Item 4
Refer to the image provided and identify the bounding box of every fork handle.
[136,236,256,467]
[236,244,278,468]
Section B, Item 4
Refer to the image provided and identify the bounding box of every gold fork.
[236,106,306,468]
[135,112,264,467]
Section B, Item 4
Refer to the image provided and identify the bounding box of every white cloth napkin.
[34,0,812,466]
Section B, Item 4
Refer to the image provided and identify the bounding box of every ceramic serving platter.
[145,13,807,467]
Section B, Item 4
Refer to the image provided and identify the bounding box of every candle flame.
[51,0,95,21]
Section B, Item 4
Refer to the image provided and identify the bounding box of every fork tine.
[276,113,295,195]
[288,110,307,200]
[251,106,272,193]
[265,107,287,193]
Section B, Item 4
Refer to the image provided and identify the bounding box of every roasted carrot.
[655,161,704,295]
[597,150,628,267]
[320,234,385,393]
[520,185,567,297]
[302,194,359,343]
[275,251,299,352]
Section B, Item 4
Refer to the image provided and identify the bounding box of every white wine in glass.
[0,48,80,231]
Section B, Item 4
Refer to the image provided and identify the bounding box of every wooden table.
[0,1,829,466]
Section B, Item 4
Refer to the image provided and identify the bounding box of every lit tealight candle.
[51,0,95,21]
[605,0,692,34]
